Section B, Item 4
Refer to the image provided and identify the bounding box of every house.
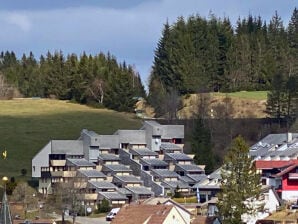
[272,163,298,201]
[97,154,121,165]
[160,143,183,154]
[129,148,159,160]
[175,164,205,176]
[241,185,283,223]
[32,120,186,201]
[111,204,189,224]
[164,153,194,166]
[124,186,154,201]
[140,158,169,171]
[97,192,128,208]
[143,197,193,224]
[112,175,143,188]
[101,164,133,178]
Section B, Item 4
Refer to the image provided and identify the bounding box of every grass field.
[212,91,268,100]
[0,99,142,179]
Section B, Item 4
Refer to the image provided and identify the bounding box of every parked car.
[106,208,120,221]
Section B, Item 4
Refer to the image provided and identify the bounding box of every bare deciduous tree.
[88,78,104,104]
[0,73,14,99]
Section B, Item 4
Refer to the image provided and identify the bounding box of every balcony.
[50,160,66,166]
[83,193,98,200]
[50,171,63,177]
[62,171,76,178]
[289,173,298,180]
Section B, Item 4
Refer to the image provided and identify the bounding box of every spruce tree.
[218,136,261,224]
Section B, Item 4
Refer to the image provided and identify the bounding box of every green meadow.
[0,99,142,178]
[212,91,268,100]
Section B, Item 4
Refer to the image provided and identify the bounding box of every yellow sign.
[2,150,7,159]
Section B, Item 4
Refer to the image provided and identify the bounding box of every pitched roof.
[164,153,193,161]
[98,191,127,200]
[51,140,83,155]
[255,160,298,169]
[111,204,174,224]
[162,125,184,139]
[175,164,204,172]
[125,186,153,195]
[140,158,168,166]
[66,158,96,167]
[102,164,132,172]
[161,180,189,189]
[273,164,298,177]
[151,169,179,178]
[98,135,119,149]
[98,154,121,161]
[88,181,117,189]
[77,169,106,178]
[160,143,182,151]
[113,175,143,183]
[187,174,208,182]
[114,130,146,144]
[130,148,158,156]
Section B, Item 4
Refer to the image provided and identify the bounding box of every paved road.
[53,214,110,224]
[75,216,110,224]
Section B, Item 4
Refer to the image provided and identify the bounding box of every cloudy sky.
[0,0,296,86]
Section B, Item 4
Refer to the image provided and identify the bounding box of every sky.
[0,0,296,87]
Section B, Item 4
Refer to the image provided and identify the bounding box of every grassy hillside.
[178,91,268,119]
[0,99,142,178]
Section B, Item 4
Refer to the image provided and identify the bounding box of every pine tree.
[191,117,214,174]
[218,136,261,224]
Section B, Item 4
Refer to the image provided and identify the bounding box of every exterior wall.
[32,141,51,178]
[119,149,132,165]
[129,160,142,176]
[140,170,164,196]
[282,190,298,201]
[82,131,91,161]
[163,207,188,224]
[282,174,298,191]
[264,189,280,212]
[164,202,191,224]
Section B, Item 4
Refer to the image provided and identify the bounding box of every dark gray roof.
[51,140,83,155]
[187,174,208,182]
[175,164,203,172]
[66,158,96,167]
[98,192,127,200]
[193,183,221,190]
[102,164,132,172]
[77,170,106,178]
[140,159,168,166]
[160,143,182,151]
[117,188,132,195]
[178,176,196,184]
[208,168,222,180]
[114,130,146,144]
[88,181,117,189]
[98,154,121,161]
[130,148,158,156]
[161,180,190,189]
[113,175,143,183]
[151,169,179,178]
[162,125,184,139]
[125,186,153,195]
[98,135,119,149]
[164,153,193,161]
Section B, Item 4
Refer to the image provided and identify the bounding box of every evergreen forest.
[0,51,146,112]
[149,9,298,118]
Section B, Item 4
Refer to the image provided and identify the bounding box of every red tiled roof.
[255,160,298,169]
[274,164,298,177]
[111,204,174,224]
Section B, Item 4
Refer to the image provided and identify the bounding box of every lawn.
[212,91,268,100]
[0,99,142,179]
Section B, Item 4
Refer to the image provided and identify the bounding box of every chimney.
[287,132,293,143]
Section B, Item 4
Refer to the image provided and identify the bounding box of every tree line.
[0,51,146,112]
[149,8,298,118]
